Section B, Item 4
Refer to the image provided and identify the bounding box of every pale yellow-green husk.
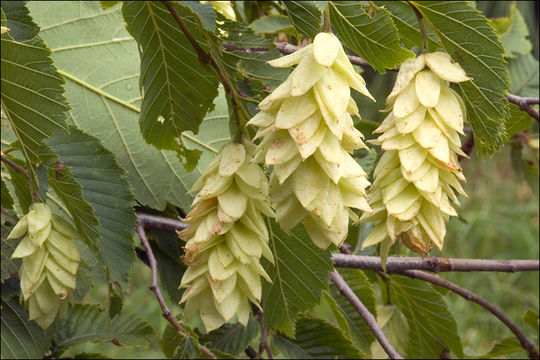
[361,52,470,261]
[178,138,273,332]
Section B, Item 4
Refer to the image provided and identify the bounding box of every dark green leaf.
[159,321,200,359]
[1,178,13,209]
[389,275,463,358]
[1,3,69,176]
[53,304,156,355]
[262,220,333,337]
[509,52,539,98]
[200,319,259,355]
[411,1,510,156]
[1,227,20,282]
[43,127,137,289]
[249,15,292,33]
[329,1,415,73]
[1,1,38,42]
[374,1,440,51]
[283,1,323,38]
[27,1,212,211]
[504,104,533,142]
[330,269,376,354]
[122,1,220,169]
[272,316,365,358]
[74,353,112,359]
[1,299,50,359]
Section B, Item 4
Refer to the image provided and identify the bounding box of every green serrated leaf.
[474,336,525,358]
[504,104,533,141]
[42,127,137,289]
[389,275,463,358]
[1,228,20,282]
[26,1,210,211]
[272,316,366,358]
[53,304,156,355]
[200,319,260,356]
[159,321,200,358]
[1,1,38,42]
[1,298,50,359]
[374,1,441,51]
[329,1,415,73]
[122,1,220,168]
[1,2,69,183]
[262,220,333,337]
[1,178,13,210]
[330,269,377,354]
[283,1,323,39]
[410,1,510,156]
[249,15,292,33]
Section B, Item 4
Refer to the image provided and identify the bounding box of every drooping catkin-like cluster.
[8,203,81,329]
[247,32,374,249]
[360,52,470,257]
[178,139,274,332]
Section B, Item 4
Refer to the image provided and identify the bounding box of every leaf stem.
[409,2,428,53]
[323,5,332,33]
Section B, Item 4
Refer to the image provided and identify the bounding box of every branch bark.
[396,269,540,360]
[332,254,539,273]
[330,270,403,359]
[507,92,540,122]
[135,222,216,359]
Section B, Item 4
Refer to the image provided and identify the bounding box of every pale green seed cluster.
[361,52,470,257]
[247,32,374,249]
[9,203,81,329]
[178,139,274,332]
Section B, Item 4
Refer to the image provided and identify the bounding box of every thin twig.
[507,93,540,121]
[330,270,403,359]
[1,153,29,180]
[135,222,216,359]
[257,306,273,359]
[135,212,187,233]
[331,254,539,273]
[396,269,539,360]
[323,6,331,33]
[135,213,540,273]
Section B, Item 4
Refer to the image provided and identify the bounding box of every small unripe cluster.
[361,52,469,256]
[178,139,273,332]
[247,32,374,249]
[9,203,81,329]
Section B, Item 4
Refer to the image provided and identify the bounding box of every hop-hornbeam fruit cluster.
[247,32,374,249]
[361,52,470,257]
[8,203,81,329]
[178,139,274,332]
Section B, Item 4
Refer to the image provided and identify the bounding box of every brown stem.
[1,153,29,180]
[396,269,539,360]
[257,306,273,359]
[330,270,403,359]
[409,2,428,53]
[331,254,539,273]
[507,93,540,121]
[323,6,332,33]
[135,222,216,359]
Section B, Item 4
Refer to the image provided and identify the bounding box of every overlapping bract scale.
[247,32,374,249]
[8,203,81,329]
[178,139,273,332]
[361,52,470,258]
